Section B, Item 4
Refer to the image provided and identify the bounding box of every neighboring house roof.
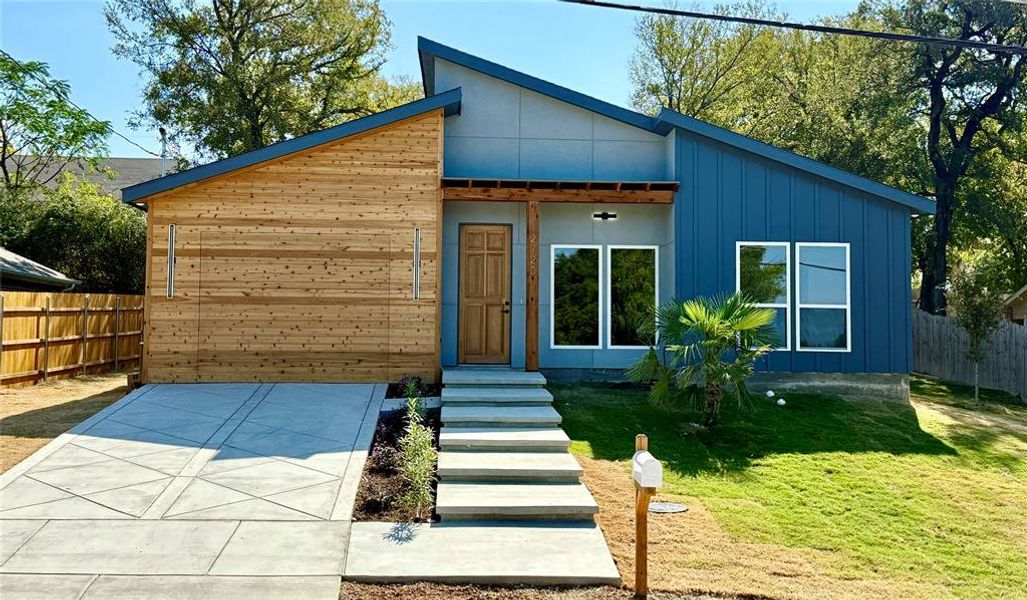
[0,247,79,291]
[121,90,463,203]
[1004,282,1027,308]
[417,36,935,215]
[18,156,163,201]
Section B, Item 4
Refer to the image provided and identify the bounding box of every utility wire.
[560,0,1027,56]
[0,48,162,157]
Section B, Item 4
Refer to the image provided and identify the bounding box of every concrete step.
[439,426,570,451]
[436,482,598,520]
[442,405,561,427]
[345,521,621,586]
[441,387,553,406]
[438,451,582,482]
[442,369,547,388]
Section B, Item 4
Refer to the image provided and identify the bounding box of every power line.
[560,0,1027,56]
[0,48,161,157]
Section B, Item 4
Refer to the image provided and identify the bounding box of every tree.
[628,293,777,426]
[0,54,111,191]
[106,0,414,160]
[879,0,1027,314]
[947,257,1006,401]
[2,172,147,293]
[629,1,780,132]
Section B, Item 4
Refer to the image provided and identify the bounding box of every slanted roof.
[121,89,462,203]
[1004,282,1027,308]
[417,36,935,215]
[654,109,937,214]
[0,247,79,290]
[418,37,659,132]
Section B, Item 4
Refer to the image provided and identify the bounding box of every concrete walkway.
[344,368,620,585]
[0,382,385,599]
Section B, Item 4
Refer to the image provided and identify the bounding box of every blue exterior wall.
[674,130,913,374]
[433,59,673,181]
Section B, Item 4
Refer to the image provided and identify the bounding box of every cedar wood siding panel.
[143,111,443,383]
[674,129,912,374]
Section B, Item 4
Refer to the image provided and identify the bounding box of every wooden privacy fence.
[0,292,143,386]
[913,309,1027,401]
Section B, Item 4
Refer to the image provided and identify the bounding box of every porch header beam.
[442,181,677,204]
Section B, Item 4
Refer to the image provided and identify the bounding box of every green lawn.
[554,376,1027,599]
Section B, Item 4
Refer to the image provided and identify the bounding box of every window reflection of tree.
[739,246,786,303]
[610,248,656,346]
[554,249,600,346]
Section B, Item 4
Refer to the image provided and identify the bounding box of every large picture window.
[796,243,851,352]
[736,242,790,350]
[551,245,602,348]
[607,246,658,348]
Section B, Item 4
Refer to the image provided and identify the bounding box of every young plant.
[397,380,437,520]
[628,293,777,426]
[947,260,1006,402]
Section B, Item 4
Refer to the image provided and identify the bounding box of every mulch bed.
[353,404,441,522]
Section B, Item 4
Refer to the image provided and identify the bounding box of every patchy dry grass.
[555,376,1026,599]
[0,374,129,473]
[338,582,724,599]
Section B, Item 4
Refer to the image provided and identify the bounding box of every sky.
[0,0,861,158]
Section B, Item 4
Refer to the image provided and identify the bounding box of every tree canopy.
[0,54,111,191]
[106,0,421,161]
[630,0,1027,311]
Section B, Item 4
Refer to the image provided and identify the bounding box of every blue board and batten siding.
[674,132,913,374]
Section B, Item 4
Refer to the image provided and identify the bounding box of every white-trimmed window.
[551,245,603,349]
[796,242,851,352]
[736,242,790,350]
[607,245,659,349]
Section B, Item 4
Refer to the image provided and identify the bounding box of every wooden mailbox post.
[633,434,662,597]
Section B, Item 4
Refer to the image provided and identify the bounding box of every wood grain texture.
[526,199,540,371]
[142,111,443,383]
[1,292,143,386]
[443,187,674,203]
[458,225,511,364]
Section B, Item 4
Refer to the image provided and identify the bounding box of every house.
[121,38,934,397]
[0,247,79,291]
[1004,283,1027,326]
[16,156,163,201]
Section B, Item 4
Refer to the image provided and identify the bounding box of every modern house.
[122,38,934,395]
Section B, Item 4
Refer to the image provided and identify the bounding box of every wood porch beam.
[526,198,540,372]
[442,187,674,204]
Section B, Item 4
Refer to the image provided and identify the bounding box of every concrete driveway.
[0,382,385,599]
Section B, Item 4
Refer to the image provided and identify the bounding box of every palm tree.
[628,293,777,425]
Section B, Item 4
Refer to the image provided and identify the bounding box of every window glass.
[739,244,787,304]
[609,247,656,347]
[799,246,847,305]
[553,247,600,347]
[799,308,848,349]
[737,242,790,350]
[797,243,850,351]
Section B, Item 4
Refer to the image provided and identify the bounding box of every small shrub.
[368,444,400,474]
[397,387,438,520]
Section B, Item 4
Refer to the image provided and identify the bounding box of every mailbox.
[632,450,663,489]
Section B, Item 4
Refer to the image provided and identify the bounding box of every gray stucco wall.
[440,201,674,369]
[434,59,672,181]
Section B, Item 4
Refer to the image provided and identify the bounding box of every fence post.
[42,296,51,381]
[114,296,120,372]
[81,295,89,375]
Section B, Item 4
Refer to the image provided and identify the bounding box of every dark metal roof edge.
[656,109,936,214]
[417,37,662,134]
[121,89,462,202]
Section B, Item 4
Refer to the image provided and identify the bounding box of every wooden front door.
[459,225,511,364]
